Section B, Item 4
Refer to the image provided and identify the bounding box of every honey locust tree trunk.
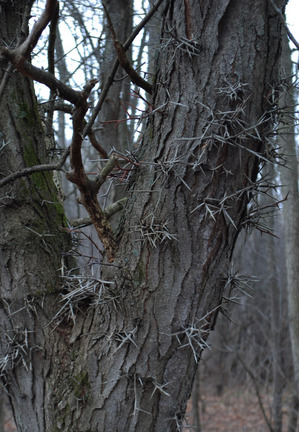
[0,0,284,431]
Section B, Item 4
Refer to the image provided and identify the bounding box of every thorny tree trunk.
[0,1,73,430]
[0,1,284,431]
[279,34,299,432]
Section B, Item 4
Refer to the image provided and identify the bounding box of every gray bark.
[0,0,284,431]
[266,201,284,432]
[55,28,70,150]
[0,2,73,430]
[279,34,299,430]
[98,0,133,154]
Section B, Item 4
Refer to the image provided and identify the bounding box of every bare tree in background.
[0,0,287,430]
[279,33,299,432]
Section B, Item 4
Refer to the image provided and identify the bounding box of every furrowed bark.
[0,1,284,431]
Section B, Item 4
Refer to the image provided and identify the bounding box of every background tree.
[279,32,299,432]
[0,0,286,430]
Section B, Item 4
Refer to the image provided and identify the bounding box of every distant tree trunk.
[279,33,299,432]
[191,368,201,431]
[147,0,163,79]
[287,394,299,432]
[0,396,4,432]
[98,0,132,154]
[0,1,285,431]
[55,28,69,150]
[266,199,284,432]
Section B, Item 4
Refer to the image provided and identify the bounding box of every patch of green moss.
[18,100,36,127]
[11,86,42,130]
[71,370,91,403]
[22,140,69,229]
[29,284,58,299]
[51,404,70,432]
[23,141,50,189]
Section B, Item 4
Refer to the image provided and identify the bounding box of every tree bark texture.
[0,2,73,430]
[0,1,284,431]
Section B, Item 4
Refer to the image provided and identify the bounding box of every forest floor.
[2,388,296,431]
[184,387,296,432]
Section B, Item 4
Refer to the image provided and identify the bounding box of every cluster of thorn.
[132,217,177,248]
[172,319,211,364]
[161,26,201,60]
[0,327,32,378]
[223,265,257,301]
[49,274,117,326]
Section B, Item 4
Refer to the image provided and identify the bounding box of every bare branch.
[0,64,14,105]
[9,0,58,64]
[46,2,60,133]
[44,101,108,158]
[269,0,299,50]
[89,131,108,159]
[95,155,118,187]
[0,49,85,106]
[70,197,127,227]
[84,0,165,136]
[0,1,87,107]
[102,2,153,94]
[104,197,127,219]
[47,2,59,76]
[65,80,117,260]
[0,148,70,189]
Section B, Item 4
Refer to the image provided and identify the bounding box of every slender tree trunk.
[147,0,163,79]
[191,368,201,431]
[98,0,133,154]
[279,33,299,432]
[0,396,4,432]
[266,202,284,432]
[287,394,299,432]
[55,29,69,150]
[0,1,284,431]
